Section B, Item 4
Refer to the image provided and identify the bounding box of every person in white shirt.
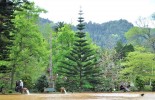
[19,80,24,93]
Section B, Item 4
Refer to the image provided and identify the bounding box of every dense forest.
[0,0,155,93]
[40,18,133,49]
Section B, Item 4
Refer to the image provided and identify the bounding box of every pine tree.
[0,0,32,88]
[59,10,102,91]
[0,0,15,61]
[0,0,30,61]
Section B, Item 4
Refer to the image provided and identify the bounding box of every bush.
[8,90,13,93]
[55,76,65,92]
[144,85,152,91]
[130,86,138,91]
[21,74,33,89]
[82,82,93,91]
[101,78,112,92]
[0,83,5,88]
[34,75,48,92]
[135,76,145,91]
[151,80,155,91]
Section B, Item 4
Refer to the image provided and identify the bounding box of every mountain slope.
[83,19,133,48]
[39,18,133,48]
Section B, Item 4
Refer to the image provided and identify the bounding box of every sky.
[31,0,155,25]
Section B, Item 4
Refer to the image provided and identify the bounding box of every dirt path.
[0,92,155,100]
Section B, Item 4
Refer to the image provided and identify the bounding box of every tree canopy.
[58,10,102,91]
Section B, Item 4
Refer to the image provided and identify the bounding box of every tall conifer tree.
[59,10,102,91]
[0,0,29,61]
[0,0,15,61]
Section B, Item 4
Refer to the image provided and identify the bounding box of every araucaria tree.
[59,10,102,91]
[0,0,15,61]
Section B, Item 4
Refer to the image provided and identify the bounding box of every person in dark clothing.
[120,85,124,90]
[15,80,20,92]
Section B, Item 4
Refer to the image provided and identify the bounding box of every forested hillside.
[83,20,133,48]
[39,18,133,49]
[1,0,155,93]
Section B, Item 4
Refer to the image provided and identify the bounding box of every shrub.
[21,74,33,89]
[0,83,5,88]
[8,90,13,93]
[82,82,93,91]
[103,79,112,92]
[34,75,48,92]
[135,76,145,91]
[130,86,138,91]
[144,85,152,91]
[151,80,155,91]
[55,76,65,91]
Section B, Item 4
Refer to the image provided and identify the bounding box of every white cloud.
[31,0,155,25]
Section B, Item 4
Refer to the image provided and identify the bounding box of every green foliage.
[120,50,155,82]
[101,78,112,92]
[144,85,152,91]
[8,90,13,93]
[0,0,15,60]
[0,0,49,90]
[54,22,65,32]
[85,19,133,49]
[0,1,18,88]
[21,74,33,89]
[52,24,75,74]
[0,83,5,88]
[135,76,145,91]
[125,27,141,39]
[115,41,134,59]
[59,10,102,91]
[34,75,48,92]
[0,65,11,73]
[125,26,155,52]
[130,86,138,91]
[9,1,49,88]
[41,19,133,49]
[55,76,66,91]
[57,25,75,48]
[82,82,93,90]
[84,20,133,48]
[38,22,53,41]
[2,0,154,93]
[98,49,122,92]
[152,80,155,91]
[0,77,10,93]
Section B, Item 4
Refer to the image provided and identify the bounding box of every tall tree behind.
[0,0,30,89]
[114,41,134,60]
[9,2,49,89]
[125,17,155,52]
[0,0,15,61]
[59,10,102,91]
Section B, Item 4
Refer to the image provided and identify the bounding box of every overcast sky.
[31,0,155,25]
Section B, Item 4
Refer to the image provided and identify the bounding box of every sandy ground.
[0,92,155,100]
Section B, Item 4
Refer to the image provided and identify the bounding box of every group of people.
[15,80,24,93]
